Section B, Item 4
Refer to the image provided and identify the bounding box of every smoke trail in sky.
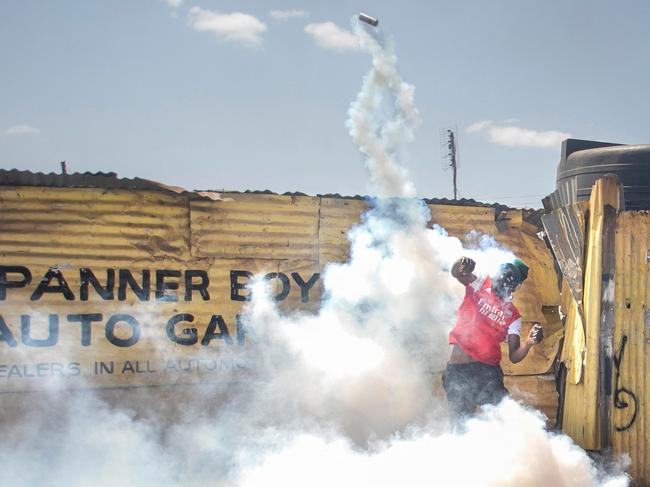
[346,21,418,198]
[0,16,629,487]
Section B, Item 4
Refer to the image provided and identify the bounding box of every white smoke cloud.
[4,124,41,136]
[467,120,570,148]
[270,9,308,20]
[238,400,628,487]
[304,22,360,51]
[187,6,267,47]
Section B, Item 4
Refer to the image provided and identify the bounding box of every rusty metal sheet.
[0,186,324,393]
[542,202,585,306]
[318,197,368,265]
[318,199,497,265]
[427,204,496,238]
[0,187,190,265]
[190,193,321,261]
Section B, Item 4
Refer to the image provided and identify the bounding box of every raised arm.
[451,257,477,286]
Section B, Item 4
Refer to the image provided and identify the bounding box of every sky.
[1,0,649,208]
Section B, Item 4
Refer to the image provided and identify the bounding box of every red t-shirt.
[449,276,521,365]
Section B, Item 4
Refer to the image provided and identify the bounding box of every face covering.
[492,265,519,299]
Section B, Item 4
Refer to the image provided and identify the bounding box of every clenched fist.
[458,257,475,275]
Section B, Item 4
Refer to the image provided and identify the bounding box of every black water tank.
[556,139,650,210]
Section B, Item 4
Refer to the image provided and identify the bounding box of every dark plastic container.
[555,141,650,210]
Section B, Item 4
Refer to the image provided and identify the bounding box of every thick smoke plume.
[0,17,629,487]
[346,23,418,198]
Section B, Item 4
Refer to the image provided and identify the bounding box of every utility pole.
[440,128,459,199]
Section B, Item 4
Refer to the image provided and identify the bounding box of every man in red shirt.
[442,256,543,427]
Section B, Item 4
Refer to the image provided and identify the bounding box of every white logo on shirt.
[477,297,507,326]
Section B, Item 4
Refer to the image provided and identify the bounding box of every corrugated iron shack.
[0,169,561,424]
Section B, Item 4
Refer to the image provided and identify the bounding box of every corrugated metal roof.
[0,169,187,195]
[0,169,544,215]
[223,190,537,214]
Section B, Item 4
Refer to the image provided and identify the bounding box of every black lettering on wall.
[156,270,181,302]
[264,272,291,301]
[231,270,253,302]
[30,269,75,301]
[96,361,114,375]
[291,272,320,303]
[67,314,103,346]
[80,268,115,301]
[167,314,198,345]
[21,314,59,347]
[118,270,150,301]
[0,266,32,300]
[0,315,17,347]
[201,315,233,346]
[185,270,210,301]
[614,335,638,432]
[105,314,141,347]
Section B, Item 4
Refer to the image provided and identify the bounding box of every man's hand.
[459,257,476,276]
[526,324,544,346]
[458,257,475,276]
[451,257,476,285]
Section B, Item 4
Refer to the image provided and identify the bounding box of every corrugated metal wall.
[612,211,650,484]
[0,186,560,419]
[0,187,190,264]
